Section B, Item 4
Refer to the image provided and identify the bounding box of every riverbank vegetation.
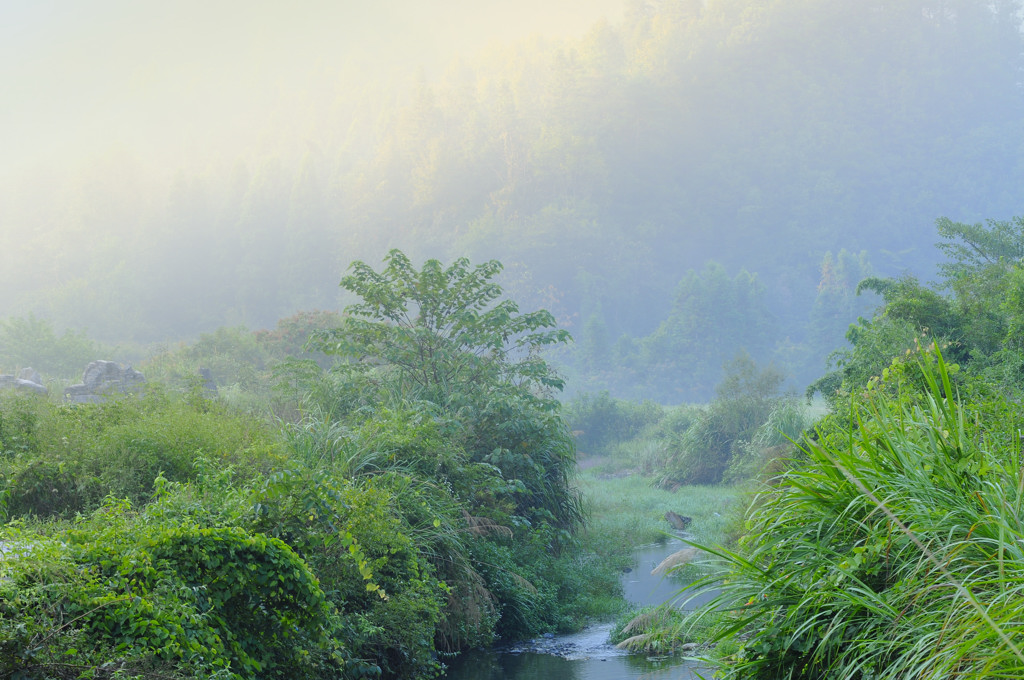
[684,216,1024,678]
[566,357,813,488]
[0,252,624,679]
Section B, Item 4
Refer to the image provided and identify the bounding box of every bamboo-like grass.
[685,348,1024,679]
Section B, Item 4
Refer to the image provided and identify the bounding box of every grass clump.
[579,473,738,559]
[610,603,728,657]
[0,388,279,519]
[694,345,1024,679]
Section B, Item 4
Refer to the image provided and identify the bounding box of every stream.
[443,535,713,680]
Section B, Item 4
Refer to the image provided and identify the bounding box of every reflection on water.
[443,536,715,680]
[623,538,717,611]
[444,646,707,680]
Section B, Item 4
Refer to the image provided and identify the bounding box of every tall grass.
[690,349,1024,678]
[579,473,738,570]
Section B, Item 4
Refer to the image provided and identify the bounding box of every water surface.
[444,536,714,680]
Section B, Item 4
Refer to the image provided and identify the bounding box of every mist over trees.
[2,0,1023,399]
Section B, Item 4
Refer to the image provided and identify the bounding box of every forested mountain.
[2,0,1023,400]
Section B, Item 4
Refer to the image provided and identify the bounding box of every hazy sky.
[0,0,623,185]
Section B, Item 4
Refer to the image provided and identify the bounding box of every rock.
[82,360,121,390]
[18,367,42,385]
[0,368,47,395]
[665,511,692,530]
[14,379,46,394]
[65,361,145,403]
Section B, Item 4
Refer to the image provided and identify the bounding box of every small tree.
[313,249,570,404]
[310,250,582,532]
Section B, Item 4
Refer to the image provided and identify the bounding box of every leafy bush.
[248,465,449,678]
[0,314,104,380]
[723,398,812,483]
[307,251,583,532]
[564,391,663,456]
[0,388,280,519]
[142,311,344,418]
[0,497,345,680]
[658,353,786,486]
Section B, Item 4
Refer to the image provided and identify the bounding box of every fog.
[2,0,1023,400]
[1,0,622,177]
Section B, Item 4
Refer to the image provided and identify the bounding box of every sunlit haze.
[1,0,622,182]
[2,0,1022,402]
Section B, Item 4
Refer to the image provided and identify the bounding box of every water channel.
[443,535,713,680]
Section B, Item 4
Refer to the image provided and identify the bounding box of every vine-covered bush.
[1,497,345,680]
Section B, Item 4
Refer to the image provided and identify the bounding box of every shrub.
[564,391,663,456]
[658,353,786,486]
[0,498,345,680]
[248,466,448,678]
[1,389,279,519]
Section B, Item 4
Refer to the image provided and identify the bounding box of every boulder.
[18,367,42,386]
[65,361,145,403]
[665,511,693,531]
[14,379,47,394]
[0,368,47,395]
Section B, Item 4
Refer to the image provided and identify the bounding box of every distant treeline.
[2,0,1021,399]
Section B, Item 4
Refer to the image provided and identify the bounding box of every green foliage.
[0,314,102,380]
[810,216,1024,406]
[1,499,345,680]
[314,250,570,402]
[723,398,812,484]
[610,604,702,655]
[857,275,961,342]
[658,353,788,486]
[564,391,663,457]
[936,215,1024,279]
[0,388,279,519]
[697,348,1024,679]
[249,466,447,678]
[464,521,621,640]
[143,311,344,418]
[579,474,738,560]
[307,251,583,533]
[0,273,664,680]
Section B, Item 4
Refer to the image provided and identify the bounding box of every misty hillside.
[2,0,1023,400]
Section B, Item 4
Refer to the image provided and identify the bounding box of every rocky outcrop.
[64,361,145,403]
[0,367,47,394]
